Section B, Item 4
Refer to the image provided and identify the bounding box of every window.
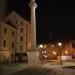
[13,16,15,18]
[21,21,23,25]
[20,37,23,41]
[20,28,23,33]
[4,28,7,33]
[16,20,17,24]
[12,31,15,36]
[20,45,23,51]
[12,42,14,49]
[3,40,6,47]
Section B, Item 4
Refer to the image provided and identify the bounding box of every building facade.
[39,41,75,61]
[5,11,31,62]
[0,19,16,63]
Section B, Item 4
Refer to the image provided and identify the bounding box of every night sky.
[6,0,75,44]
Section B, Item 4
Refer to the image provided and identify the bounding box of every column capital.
[29,0,37,8]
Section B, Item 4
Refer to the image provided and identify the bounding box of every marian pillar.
[27,0,41,66]
[29,0,37,49]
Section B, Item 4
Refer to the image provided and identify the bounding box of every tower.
[29,0,37,49]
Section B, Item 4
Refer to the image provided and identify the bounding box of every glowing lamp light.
[58,42,62,46]
[44,45,46,48]
[65,50,68,54]
[51,45,55,48]
[45,55,48,58]
[44,51,46,53]
[42,51,43,54]
[52,51,56,55]
[43,55,47,58]
[39,44,43,48]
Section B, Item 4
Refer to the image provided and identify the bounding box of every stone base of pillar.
[27,50,41,66]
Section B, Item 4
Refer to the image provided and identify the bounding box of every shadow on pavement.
[11,67,56,75]
[62,66,75,69]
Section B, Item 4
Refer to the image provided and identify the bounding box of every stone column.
[29,0,37,49]
[27,1,41,66]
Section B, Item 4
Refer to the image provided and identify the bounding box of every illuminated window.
[44,51,46,53]
[42,51,43,54]
[44,45,46,48]
[51,45,55,48]
[3,40,6,47]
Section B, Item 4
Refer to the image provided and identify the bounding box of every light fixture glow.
[58,42,62,46]
[39,44,43,48]
[65,50,68,54]
[52,51,56,55]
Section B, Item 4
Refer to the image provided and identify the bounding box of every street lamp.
[39,44,43,48]
[58,42,63,65]
[58,42,62,47]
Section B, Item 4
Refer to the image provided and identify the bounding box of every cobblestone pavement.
[11,67,56,75]
[1,61,75,75]
[0,63,28,75]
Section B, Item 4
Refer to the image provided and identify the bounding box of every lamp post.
[0,52,3,64]
[58,42,63,65]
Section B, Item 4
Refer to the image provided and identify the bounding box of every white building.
[0,19,16,63]
[5,11,31,62]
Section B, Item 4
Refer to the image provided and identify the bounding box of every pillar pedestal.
[27,49,41,66]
